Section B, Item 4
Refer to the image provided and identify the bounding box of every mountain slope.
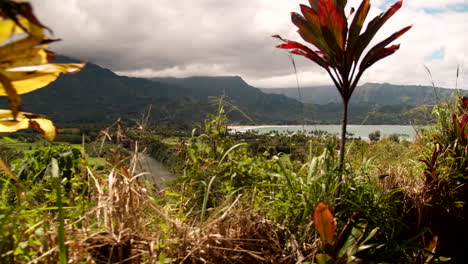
[261,83,466,105]
[151,76,308,124]
[0,56,449,126]
[0,56,306,125]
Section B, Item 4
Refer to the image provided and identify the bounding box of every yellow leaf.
[0,62,85,95]
[0,72,20,118]
[0,19,18,43]
[0,109,57,140]
[15,16,44,37]
[0,35,43,60]
[0,48,49,69]
[0,15,44,43]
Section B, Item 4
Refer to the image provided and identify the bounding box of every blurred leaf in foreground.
[0,0,85,140]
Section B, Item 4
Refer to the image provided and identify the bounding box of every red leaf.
[318,0,345,49]
[293,11,329,53]
[273,36,328,68]
[348,0,370,50]
[360,44,399,70]
[461,114,468,129]
[308,0,319,11]
[452,114,468,143]
[453,114,462,131]
[461,96,468,110]
[271,34,282,40]
[314,202,336,246]
[291,49,328,68]
[333,0,347,11]
[359,25,411,70]
[379,0,402,23]
[355,1,404,60]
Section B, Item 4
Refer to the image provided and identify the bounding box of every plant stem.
[339,99,348,172]
[337,99,348,197]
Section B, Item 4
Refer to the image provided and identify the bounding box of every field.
[1,98,467,263]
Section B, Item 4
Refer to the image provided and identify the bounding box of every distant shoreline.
[228,124,421,139]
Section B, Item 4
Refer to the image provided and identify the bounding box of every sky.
[32,0,468,89]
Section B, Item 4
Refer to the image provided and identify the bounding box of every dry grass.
[20,143,314,264]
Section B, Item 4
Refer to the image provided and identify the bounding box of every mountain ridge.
[0,56,306,125]
[261,83,466,105]
[0,55,456,126]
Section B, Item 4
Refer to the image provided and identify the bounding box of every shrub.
[388,133,400,143]
[369,130,381,142]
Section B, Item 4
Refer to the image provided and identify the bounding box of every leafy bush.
[368,130,381,142]
[388,133,400,143]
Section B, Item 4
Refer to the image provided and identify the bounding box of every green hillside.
[0,56,444,126]
[0,56,306,126]
[262,83,466,105]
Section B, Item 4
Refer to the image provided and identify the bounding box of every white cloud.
[32,0,468,89]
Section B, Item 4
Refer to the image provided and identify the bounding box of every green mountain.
[0,56,306,126]
[150,76,307,124]
[0,56,452,126]
[261,83,466,105]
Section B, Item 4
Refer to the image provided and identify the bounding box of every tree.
[274,0,411,173]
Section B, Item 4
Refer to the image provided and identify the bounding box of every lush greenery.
[1,95,467,262]
[1,1,467,263]
[262,83,467,106]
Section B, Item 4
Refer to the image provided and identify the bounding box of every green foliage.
[263,83,468,106]
[4,145,85,207]
[0,144,22,165]
[12,145,82,183]
[407,96,468,262]
[177,99,277,219]
[368,130,381,142]
[0,144,86,263]
[387,133,400,143]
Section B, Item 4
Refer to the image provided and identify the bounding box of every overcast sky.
[33,0,468,89]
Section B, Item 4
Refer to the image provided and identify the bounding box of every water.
[131,152,176,188]
[229,125,420,139]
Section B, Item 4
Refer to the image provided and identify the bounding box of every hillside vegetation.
[0,56,448,126]
[262,83,466,105]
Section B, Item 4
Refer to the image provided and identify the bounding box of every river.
[132,152,176,188]
[229,125,422,139]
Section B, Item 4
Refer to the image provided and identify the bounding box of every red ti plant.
[452,96,468,146]
[274,0,411,172]
[458,96,468,113]
[452,113,468,145]
[313,202,378,263]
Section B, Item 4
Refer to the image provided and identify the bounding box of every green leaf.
[316,253,334,264]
